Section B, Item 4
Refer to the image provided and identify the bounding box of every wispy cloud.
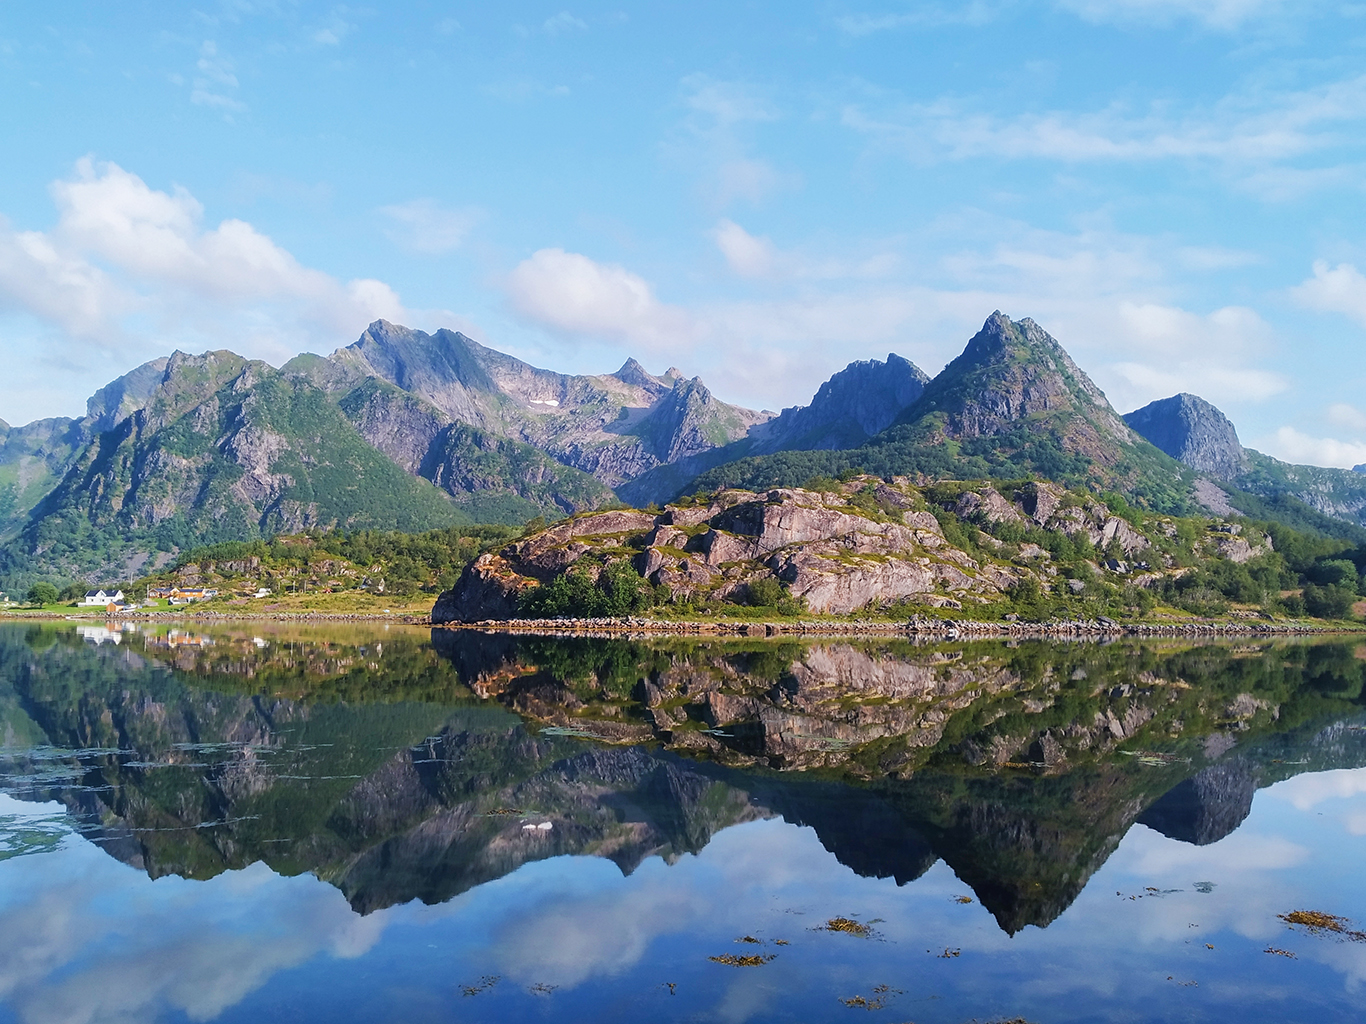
[379,199,479,255]
[1057,0,1292,30]
[836,2,1012,34]
[543,11,588,34]
[189,40,245,114]
[840,72,1366,172]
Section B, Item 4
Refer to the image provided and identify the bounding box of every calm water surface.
[0,622,1364,1023]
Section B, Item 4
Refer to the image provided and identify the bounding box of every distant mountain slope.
[618,351,933,507]
[0,357,171,538]
[1124,392,1366,531]
[753,353,930,453]
[6,352,463,581]
[334,376,614,521]
[1124,393,1248,481]
[293,320,770,490]
[689,312,1195,513]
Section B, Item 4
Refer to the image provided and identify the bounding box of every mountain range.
[3,310,1364,585]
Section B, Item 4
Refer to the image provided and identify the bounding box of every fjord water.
[1,626,1365,1023]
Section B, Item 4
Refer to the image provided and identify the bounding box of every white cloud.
[1256,426,1366,467]
[379,199,479,255]
[712,219,900,281]
[714,219,777,278]
[0,159,426,420]
[1328,402,1366,432]
[543,11,588,34]
[1268,767,1366,812]
[0,842,386,1024]
[1102,301,1287,409]
[841,72,1366,169]
[1291,260,1366,327]
[504,248,696,352]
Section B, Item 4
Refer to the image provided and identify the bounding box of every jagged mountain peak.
[85,357,170,434]
[755,350,931,453]
[612,357,667,390]
[1124,393,1248,482]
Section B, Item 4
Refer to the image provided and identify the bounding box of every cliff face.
[1124,393,1248,482]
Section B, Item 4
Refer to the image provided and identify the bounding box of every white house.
[80,588,125,607]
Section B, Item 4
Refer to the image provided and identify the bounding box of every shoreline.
[4,609,1362,640]
[434,615,1361,640]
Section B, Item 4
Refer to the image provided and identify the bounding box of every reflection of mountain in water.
[1,624,1365,934]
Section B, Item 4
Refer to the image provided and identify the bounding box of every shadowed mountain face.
[1137,759,1258,845]
[3,624,1364,936]
[1125,393,1249,482]
[754,353,930,453]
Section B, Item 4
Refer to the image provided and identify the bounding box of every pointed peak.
[612,357,664,390]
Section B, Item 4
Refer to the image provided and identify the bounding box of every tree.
[26,582,58,606]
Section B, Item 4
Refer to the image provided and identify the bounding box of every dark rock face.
[1124,393,1248,482]
[1137,759,1259,845]
[1355,464,1366,475]
[757,353,930,452]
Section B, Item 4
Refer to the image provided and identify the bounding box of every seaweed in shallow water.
[708,953,776,966]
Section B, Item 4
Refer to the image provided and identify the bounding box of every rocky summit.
[1124,393,1248,482]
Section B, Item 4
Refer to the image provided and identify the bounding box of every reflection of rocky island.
[1,623,1365,934]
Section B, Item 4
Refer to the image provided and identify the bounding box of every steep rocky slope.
[1124,393,1248,481]
[6,352,463,580]
[0,357,170,538]
[753,353,930,453]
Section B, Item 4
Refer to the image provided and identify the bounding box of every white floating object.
[521,821,553,831]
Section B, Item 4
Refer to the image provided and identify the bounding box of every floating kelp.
[820,916,872,937]
[1279,909,1366,940]
[460,975,500,996]
[707,953,775,966]
[840,985,901,1010]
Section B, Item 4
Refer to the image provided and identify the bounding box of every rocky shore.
[434,614,1348,640]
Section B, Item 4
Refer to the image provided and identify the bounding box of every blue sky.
[2,2,1366,466]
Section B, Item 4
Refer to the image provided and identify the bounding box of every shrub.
[26,582,58,606]
[1303,583,1357,620]
[517,561,656,618]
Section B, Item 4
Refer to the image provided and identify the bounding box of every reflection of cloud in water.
[0,844,385,1024]
[1122,827,1310,875]
[486,820,840,989]
[1268,766,1366,813]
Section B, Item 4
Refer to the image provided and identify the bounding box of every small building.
[81,588,125,607]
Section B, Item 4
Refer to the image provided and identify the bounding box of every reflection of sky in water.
[0,774,1365,1024]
